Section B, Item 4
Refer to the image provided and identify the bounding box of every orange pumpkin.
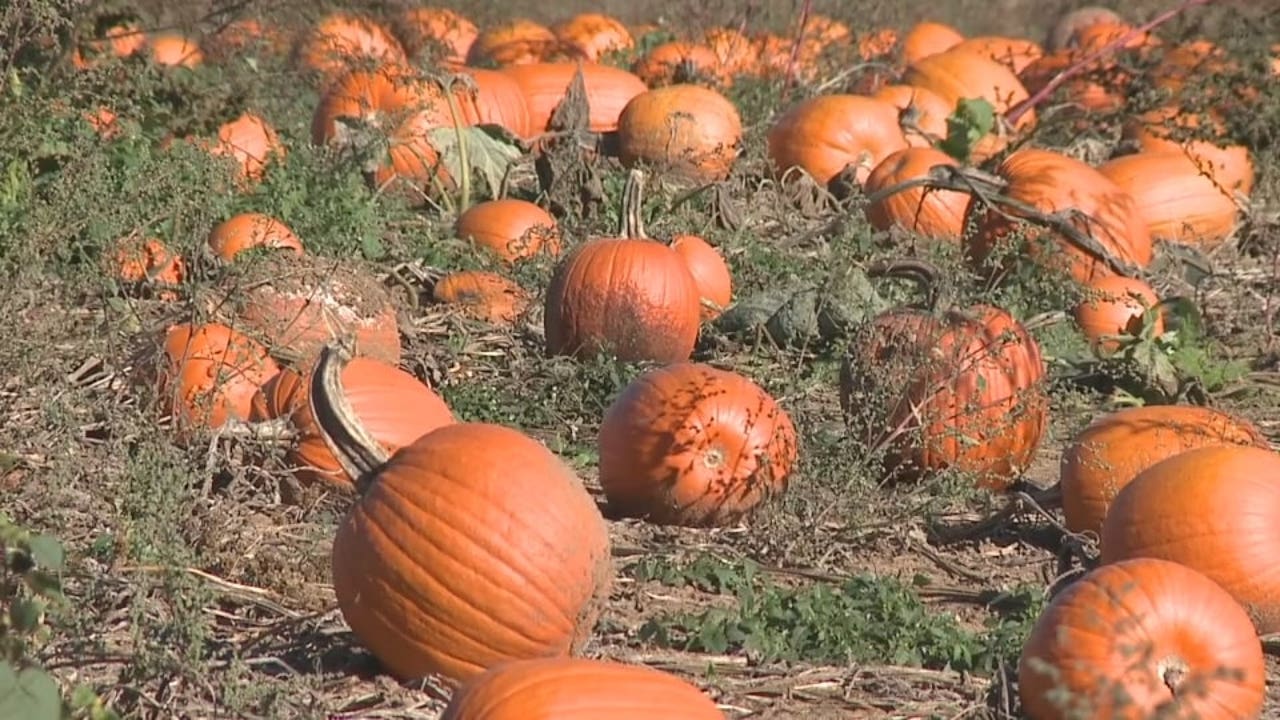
[1071,275,1163,353]
[1122,106,1255,198]
[455,198,561,262]
[966,148,1153,284]
[1097,151,1241,249]
[311,346,612,684]
[632,41,729,88]
[441,657,726,720]
[84,106,122,139]
[553,13,633,62]
[157,322,280,434]
[1101,445,1280,633]
[70,20,145,69]
[1059,404,1267,536]
[949,36,1043,74]
[107,235,187,290]
[501,62,647,136]
[544,236,701,363]
[863,147,972,243]
[599,362,797,527]
[467,19,563,67]
[1045,6,1125,50]
[432,271,531,325]
[616,84,742,183]
[702,27,756,77]
[766,94,909,188]
[295,12,406,85]
[670,235,732,321]
[461,67,533,139]
[1019,558,1265,720]
[146,32,204,67]
[1018,50,1128,114]
[209,112,285,184]
[206,213,304,261]
[249,356,452,492]
[393,7,477,63]
[903,47,1036,130]
[872,85,951,148]
[900,21,964,65]
[840,273,1048,489]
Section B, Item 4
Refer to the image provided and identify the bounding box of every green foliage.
[938,98,996,163]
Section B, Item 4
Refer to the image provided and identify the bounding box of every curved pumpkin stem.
[308,342,391,492]
[620,168,648,239]
[866,258,944,312]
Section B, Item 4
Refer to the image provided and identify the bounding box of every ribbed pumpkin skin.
[544,238,701,363]
[441,657,726,720]
[863,147,971,242]
[501,62,648,135]
[1018,558,1266,720]
[331,423,613,683]
[1060,405,1266,536]
[669,235,732,320]
[1122,107,1255,197]
[616,85,742,182]
[248,358,454,490]
[1100,445,1280,633]
[598,363,798,527]
[1096,151,1240,249]
[464,68,533,139]
[765,95,908,187]
[903,48,1036,129]
[967,149,1153,284]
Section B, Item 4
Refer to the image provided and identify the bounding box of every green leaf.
[25,534,63,573]
[0,663,63,720]
[9,598,45,634]
[939,97,996,162]
[427,124,522,203]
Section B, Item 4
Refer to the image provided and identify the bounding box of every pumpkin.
[1100,445,1280,633]
[467,19,563,67]
[107,235,187,290]
[1018,557,1265,720]
[616,84,742,183]
[871,85,951,148]
[455,198,561,262]
[1071,275,1163,353]
[839,264,1047,489]
[1069,21,1159,53]
[209,112,285,184]
[632,42,729,87]
[461,68,533,139]
[670,235,732,321]
[71,20,145,69]
[903,47,1036,130]
[599,362,797,527]
[501,62,647,136]
[900,21,964,65]
[209,251,402,367]
[393,7,477,63]
[1018,50,1128,115]
[146,32,203,67]
[309,346,612,684]
[702,27,756,77]
[441,657,725,720]
[966,148,1153,284]
[157,322,280,434]
[1045,6,1125,50]
[863,147,972,243]
[766,94,909,189]
[206,213,305,261]
[1097,151,1241,249]
[295,12,406,85]
[432,271,531,325]
[553,13,633,62]
[1059,404,1267,536]
[248,356,452,492]
[950,36,1043,74]
[84,106,121,139]
[1122,106,1255,197]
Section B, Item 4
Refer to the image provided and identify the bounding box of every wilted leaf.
[428,124,522,201]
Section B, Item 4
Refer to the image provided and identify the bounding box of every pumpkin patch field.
[5,0,1280,717]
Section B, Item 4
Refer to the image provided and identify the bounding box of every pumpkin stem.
[866,259,944,312]
[308,342,392,492]
[620,168,648,239]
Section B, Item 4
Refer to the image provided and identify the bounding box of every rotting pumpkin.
[155,322,280,438]
[616,84,743,183]
[308,344,613,684]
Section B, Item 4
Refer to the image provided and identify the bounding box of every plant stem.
[780,0,814,100]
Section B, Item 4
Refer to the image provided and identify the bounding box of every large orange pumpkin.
[966,148,1153,284]
[1101,445,1280,633]
[393,7,477,63]
[949,36,1043,74]
[1060,404,1267,536]
[157,322,280,435]
[1122,106,1255,198]
[1097,151,1241,249]
[501,62,648,136]
[460,67,533,139]
[249,356,453,492]
[900,21,965,65]
[598,362,797,527]
[616,84,742,183]
[441,657,726,720]
[904,48,1036,130]
[206,212,305,261]
[1071,275,1163,353]
[455,198,561,262]
[1018,558,1265,720]
[871,85,951,148]
[467,19,563,67]
[310,346,612,684]
[766,94,909,188]
[863,147,972,243]
[295,12,406,85]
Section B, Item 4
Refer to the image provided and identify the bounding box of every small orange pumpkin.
[766,94,909,189]
[432,271,531,325]
[616,84,742,183]
[1097,151,1241,249]
[863,147,972,243]
[393,7,477,63]
[599,362,797,527]
[107,235,187,290]
[467,19,563,67]
[1045,6,1125,50]
[1059,404,1267,536]
[209,112,285,184]
[632,42,729,87]
[455,198,561,262]
[1101,445,1280,633]
[1071,275,1163,352]
[206,213,305,261]
[295,12,406,85]
[157,322,280,434]
[670,235,732,321]
[1019,558,1266,720]
[553,13,634,62]
[146,32,204,67]
[70,20,145,69]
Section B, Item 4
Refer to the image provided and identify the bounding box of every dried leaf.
[427,124,523,201]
